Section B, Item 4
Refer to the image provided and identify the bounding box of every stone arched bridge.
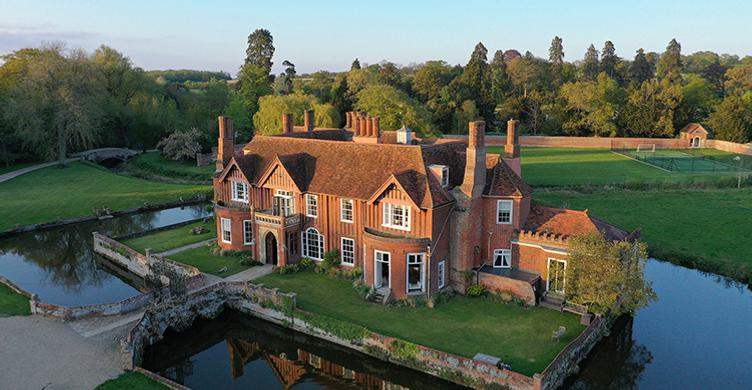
[72,148,140,163]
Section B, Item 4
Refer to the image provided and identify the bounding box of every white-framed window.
[496,200,513,224]
[493,249,512,268]
[340,199,354,223]
[220,218,232,243]
[274,189,294,216]
[243,220,253,245]
[438,260,446,289]
[340,237,355,266]
[302,227,324,260]
[382,203,411,231]
[231,181,248,202]
[441,166,449,187]
[407,253,426,294]
[305,194,318,218]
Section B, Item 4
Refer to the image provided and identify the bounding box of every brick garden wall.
[477,272,537,306]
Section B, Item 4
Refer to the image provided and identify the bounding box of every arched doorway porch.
[264,232,278,266]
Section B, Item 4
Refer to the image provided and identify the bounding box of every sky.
[1,0,751,76]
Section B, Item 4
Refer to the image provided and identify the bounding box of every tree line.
[1,30,751,166]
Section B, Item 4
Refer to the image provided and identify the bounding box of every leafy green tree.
[355,84,436,136]
[490,50,511,104]
[453,100,480,134]
[412,60,456,102]
[707,94,752,143]
[274,60,296,95]
[330,73,352,122]
[237,63,273,127]
[600,41,620,79]
[622,80,681,137]
[560,73,625,136]
[3,45,105,164]
[676,74,719,125]
[253,93,338,134]
[724,57,752,95]
[245,28,274,75]
[456,42,493,119]
[629,49,654,84]
[582,44,600,81]
[549,36,565,68]
[302,71,335,102]
[351,58,361,70]
[656,39,683,85]
[567,232,656,317]
[506,55,548,97]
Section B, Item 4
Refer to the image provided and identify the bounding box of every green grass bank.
[0,162,210,231]
[123,219,215,253]
[0,283,31,316]
[95,371,168,390]
[123,152,214,183]
[257,271,584,376]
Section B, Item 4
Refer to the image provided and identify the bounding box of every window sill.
[341,219,354,224]
[381,224,410,232]
[341,262,355,267]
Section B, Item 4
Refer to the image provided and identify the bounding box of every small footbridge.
[73,148,140,164]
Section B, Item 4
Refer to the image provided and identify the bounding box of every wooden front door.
[265,232,278,266]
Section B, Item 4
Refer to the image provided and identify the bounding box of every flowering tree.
[157,128,202,161]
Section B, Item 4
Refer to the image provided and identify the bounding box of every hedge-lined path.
[0,158,81,183]
[0,315,128,390]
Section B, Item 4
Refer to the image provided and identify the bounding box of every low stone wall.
[30,291,156,320]
[477,272,537,306]
[532,315,612,390]
[93,232,205,289]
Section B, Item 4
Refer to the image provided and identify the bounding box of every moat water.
[0,204,210,306]
[2,208,751,388]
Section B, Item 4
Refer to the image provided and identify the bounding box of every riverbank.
[0,161,210,233]
[536,188,752,284]
[120,151,214,184]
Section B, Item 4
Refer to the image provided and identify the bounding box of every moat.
[1,209,751,388]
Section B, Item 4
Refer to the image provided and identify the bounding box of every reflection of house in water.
[227,338,407,390]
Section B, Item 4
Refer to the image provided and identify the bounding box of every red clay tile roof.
[484,156,533,197]
[238,136,459,208]
[680,123,709,135]
[275,128,351,141]
[523,205,629,241]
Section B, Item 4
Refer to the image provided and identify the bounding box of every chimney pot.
[366,116,373,137]
[372,116,380,138]
[345,112,352,129]
[216,116,235,172]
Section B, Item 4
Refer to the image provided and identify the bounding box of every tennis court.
[613,147,750,173]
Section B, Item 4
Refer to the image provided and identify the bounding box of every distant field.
[536,188,752,282]
[0,162,210,231]
[486,146,742,187]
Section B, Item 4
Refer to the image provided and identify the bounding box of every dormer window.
[382,203,410,231]
[428,164,449,188]
[231,181,248,203]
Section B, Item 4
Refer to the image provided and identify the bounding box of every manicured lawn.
[0,162,210,231]
[257,271,585,376]
[96,371,168,390]
[536,188,752,282]
[123,219,215,253]
[126,151,214,182]
[486,146,738,187]
[0,161,37,175]
[169,245,251,276]
[0,283,30,316]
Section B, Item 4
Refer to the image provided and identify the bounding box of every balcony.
[254,209,301,228]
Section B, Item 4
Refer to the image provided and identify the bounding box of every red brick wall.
[477,272,537,306]
[363,233,429,299]
[481,195,529,264]
[214,205,253,252]
[445,135,689,149]
[513,242,568,291]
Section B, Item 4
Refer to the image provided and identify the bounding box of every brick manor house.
[213,110,634,303]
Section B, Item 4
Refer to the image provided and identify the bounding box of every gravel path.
[0,158,81,184]
[0,315,128,390]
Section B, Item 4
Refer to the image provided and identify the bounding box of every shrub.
[352,279,370,299]
[299,257,314,269]
[322,250,340,270]
[466,284,487,297]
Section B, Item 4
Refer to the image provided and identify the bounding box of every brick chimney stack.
[354,115,361,136]
[216,116,234,172]
[372,116,380,138]
[345,112,352,129]
[366,115,373,137]
[282,113,293,134]
[505,119,521,176]
[460,121,487,198]
[304,109,315,133]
